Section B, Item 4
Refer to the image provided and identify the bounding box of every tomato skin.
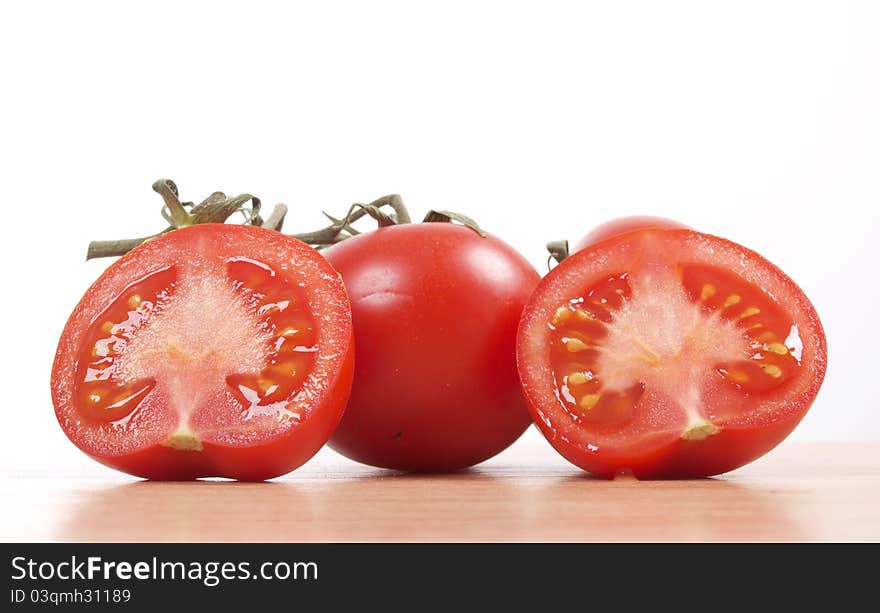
[638,419,801,479]
[51,224,354,481]
[518,228,827,479]
[324,223,540,472]
[573,216,689,252]
[544,413,802,480]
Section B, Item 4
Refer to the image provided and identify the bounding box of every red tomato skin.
[324,223,540,472]
[518,228,827,479]
[573,216,689,252]
[551,416,802,480]
[639,419,801,479]
[51,224,354,481]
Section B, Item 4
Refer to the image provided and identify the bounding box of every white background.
[0,1,877,474]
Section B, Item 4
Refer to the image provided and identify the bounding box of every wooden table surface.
[2,441,877,542]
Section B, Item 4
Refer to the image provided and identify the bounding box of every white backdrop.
[1,1,877,473]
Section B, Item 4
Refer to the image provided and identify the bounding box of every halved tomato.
[51,224,354,480]
[517,228,827,478]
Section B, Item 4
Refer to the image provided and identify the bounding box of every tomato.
[324,222,541,471]
[51,224,354,480]
[574,215,689,250]
[517,227,827,478]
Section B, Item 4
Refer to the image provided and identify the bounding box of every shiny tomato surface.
[573,215,689,250]
[325,223,540,471]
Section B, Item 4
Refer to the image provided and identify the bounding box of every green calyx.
[86,179,277,260]
[86,179,488,260]
[546,239,570,265]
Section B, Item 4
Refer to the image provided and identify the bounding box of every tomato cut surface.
[52,224,354,480]
[517,228,826,478]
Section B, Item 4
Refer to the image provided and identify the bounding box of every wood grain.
[2,442,877,542]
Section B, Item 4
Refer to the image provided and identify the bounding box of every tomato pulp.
[324,223,541,471]
[51,224,354,480]
[517,228,826,478]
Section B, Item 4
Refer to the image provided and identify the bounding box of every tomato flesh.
[518,228,826,478]
[53,224,354,480]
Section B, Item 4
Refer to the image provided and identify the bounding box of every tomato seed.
[553,307,572,324]
[579,393,601,410]
[762,364,782,378]
[766,342,789,355]
[568,372,590,385]
[725,370,749,384]
[565,338,589,352]
[739,307,761,320]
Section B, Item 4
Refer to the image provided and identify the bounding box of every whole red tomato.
[52,224,354,480]
[324,222,541,471]
[574,215,689,249]
[518,220,827,478]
